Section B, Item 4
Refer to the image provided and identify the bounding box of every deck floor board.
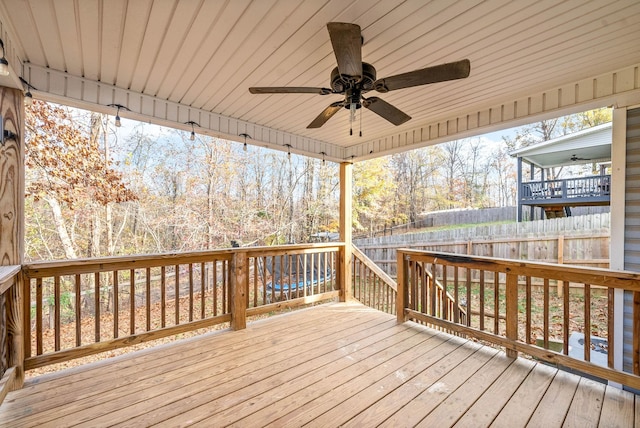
[1,301,637,427]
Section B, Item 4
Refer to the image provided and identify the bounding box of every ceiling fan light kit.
[249,22,470,135]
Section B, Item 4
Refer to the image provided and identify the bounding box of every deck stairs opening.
[545,206,572,219]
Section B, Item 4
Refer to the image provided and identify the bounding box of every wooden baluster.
[94,272,100,343]
[454,267,459,324]
[289,254,295,299]
[494,272,499,334]
[130,269,135,335]
[430,263,437,317]
[113,271,118,339]
[75,274,81,347]
[352,258,358,300]
[466,268,471,327]
[479,271,485,331]
[584,283,591,362]
[443,265,448,321]
[54,276,60,351]
[174,264,180,325]
[252,258,258,308]
[563,279,569,355]
[213,261,218,316]
[36,278,42,355]
[160,266,166,328]
[188,264,194,322]
[146,268,151,331]
[310,253,315,297]
[228,260,233,313]
[526,276,532,345]
[201,262,206,318]
[608,287,614,369]
[420,262,426,315]
[368,266,373,308]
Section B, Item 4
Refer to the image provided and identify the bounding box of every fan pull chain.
[349,103,357,136]
[359,106,362,137]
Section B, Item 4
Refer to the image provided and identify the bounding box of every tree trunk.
[45,197,77,259]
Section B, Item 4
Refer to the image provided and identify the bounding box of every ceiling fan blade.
[249,87,332,95]
[374,59,471,93]
[307,101,344,128]
[327,22,362,81]
[363,97,411,126]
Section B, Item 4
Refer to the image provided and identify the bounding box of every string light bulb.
[239,133,252,153]
[284,144,292,160]
[185,121,200,141]
[107,104,130,128]
[19,77,36,106]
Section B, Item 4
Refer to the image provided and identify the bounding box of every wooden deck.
[1,302,638,427]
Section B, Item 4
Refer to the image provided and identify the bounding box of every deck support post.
[339,162,352,302]
[0,87,24,390]
[396,252,408,323]
[230,251,247,330]
[505,272,518,358]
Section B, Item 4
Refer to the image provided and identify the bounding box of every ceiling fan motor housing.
[330,63,377,94]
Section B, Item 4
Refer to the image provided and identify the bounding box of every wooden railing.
[0,265,22,402]
[520,174,611,202]
[245,245,340,317]
[352,245,397,315]
[397,249,640,389]
[21,244,343,370]
[352,246,467,322]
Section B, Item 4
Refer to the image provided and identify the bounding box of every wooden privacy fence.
[396,249,640,390]
[21,244,342,371]
[355,213,611,277]
[357,233,609,278]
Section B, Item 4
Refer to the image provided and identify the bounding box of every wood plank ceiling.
[0,0,639,162]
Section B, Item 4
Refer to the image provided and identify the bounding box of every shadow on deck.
[1,302,636,427]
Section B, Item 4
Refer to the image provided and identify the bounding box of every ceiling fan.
[249,22,471,133]
[571,154,591,161]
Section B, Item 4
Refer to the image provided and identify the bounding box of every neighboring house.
[511,123,612,221]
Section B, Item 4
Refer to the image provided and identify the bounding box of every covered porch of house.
[1,1,640,426]
[512,123,612,221]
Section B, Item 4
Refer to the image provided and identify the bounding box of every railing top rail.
[23,243,345,278]
[0,265,20,294]
[523,174,610,184]
[398,249,640,290]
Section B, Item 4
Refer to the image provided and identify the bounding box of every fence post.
[557,235,565,297]
[230,251,247,330]
[505,271,518,358]
[396,251,408,323]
